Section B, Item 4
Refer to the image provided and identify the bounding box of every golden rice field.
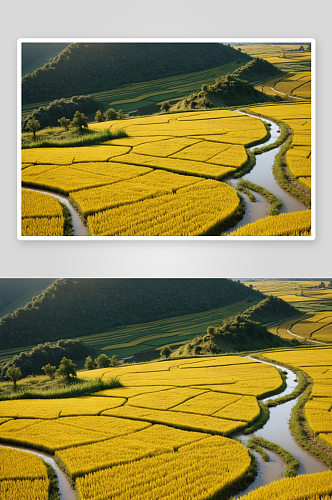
[21,109,273,236]
[0,447,49,500]
[232,44,311,70]
[249,102,311,186]
[243,280,332,303]
[255,72,311,99]
[228,210,311,237]
[0,355,283,499]
[239,470,332,500]
[21,190,65,236]
[262,347,332,449]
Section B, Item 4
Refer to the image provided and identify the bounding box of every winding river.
[23,187,87,236]
[0,443,76,500]
[225,112,307,233]
[0,357,328,499]
[235,357,328,498]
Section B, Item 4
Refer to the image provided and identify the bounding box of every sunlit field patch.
[228,210,311,237]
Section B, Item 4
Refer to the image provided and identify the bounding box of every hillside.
[176,75,281,110]
[0,279,262,350]
[0,278,55,318]
[174,296,292,356]
[242,295,300,324]
[21,42,251,105]
[22,42,69,76]
[231,57,283,83]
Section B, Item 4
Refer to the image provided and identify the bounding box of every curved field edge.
[241,107,311,208]
[258,354,332,468]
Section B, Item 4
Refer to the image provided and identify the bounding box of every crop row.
[21,217,65,236]
[228,210,311,237]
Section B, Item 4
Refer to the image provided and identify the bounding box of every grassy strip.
[22,128,127,149]
[247,436,300,477]
[59,202,74,236]
[244,402,269,435]
[0,377,122,401]
[44,461,60,500]
[236,184,256,202]
[236,179,282,215]
[273,132,311,208]
[232,150,256,179]
[247,441,270,462]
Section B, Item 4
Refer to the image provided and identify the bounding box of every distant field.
[21,61,244,118]
[232,44,311,72]
[255,71,311,99]
[245,280,332,343]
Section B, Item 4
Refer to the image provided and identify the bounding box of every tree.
[207,326,214,336]
[84,356,95,370]
[6,366,21,389]
[95,110,104,122]
[42,363,56,379]
[57,357,77,380]
[201,84,208,92]
[71,111,88,131]
[105,108,118,120]
[160,101,170,112]
[58,116,70,130]
[27,119,40,139]
[160,346,172,358]
[117,109,126,120]
[96,354,111,368]
[110,355,119,367]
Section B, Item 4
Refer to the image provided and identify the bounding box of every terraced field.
[255,71,311,100]
[232,44,311,72]
[21,190,65,236]
[0,356,283,500]
[22,109,270,236]
[21,61,245,118]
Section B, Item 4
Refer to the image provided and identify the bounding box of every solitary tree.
[6,366,21,390]
[110,355,119,367]
[72,111,88,131]
[58,116,71,130]
[84,356,95,370]
[105,108,118,120]
[27,119,40,139]
[57,357,77,380]
[160,346,172,358]
[96,354,111,368]
[201,84,208,92]
[95,110,104,122]
[160,101,170,112]
[42,363,57,379]
[117,109,127,120]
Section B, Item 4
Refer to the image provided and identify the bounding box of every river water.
[235,358,328,498]
[0,443,76,500]
[23,187,87,236]
[225,112,307,234]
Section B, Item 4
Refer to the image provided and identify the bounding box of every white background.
[1,0,331,279]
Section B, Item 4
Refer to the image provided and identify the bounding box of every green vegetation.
[0,376,122,401]
[247,438,270,461]
[236,179,282,216]
[22,127,127,148]
[177,75,281,110]
[22,42,250,105]
[44,461,60,500]
[232,57,283,83]
[242,296,300,326]
[60,202,74,236]
[0,278,55,318]
[0,279,263,351]
[26,119,40,138]
[22,95,103,130]
[0,339,95,379]
[22,42,69,76]
[247,436,300,477]
[57,357,77,380]
[6,366,21,390]
[160,346,172,358]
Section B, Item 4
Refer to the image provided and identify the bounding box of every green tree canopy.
[95,110,104,122]
[84,355,95,370]
[6,366,22,389]
[57,357,77,380]
[58,116,71,130]
[96,354,111,368]
[72,111,88,131]
[27,119,40,138]
[105,108,118,120]
[42,363,57,379]
[160,346,172,358]
[160,101,170,112]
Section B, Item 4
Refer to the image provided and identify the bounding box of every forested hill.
[0,279,263,349]
[22,42,251,105]
[0,279,55,318]
[231,57,282,82]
